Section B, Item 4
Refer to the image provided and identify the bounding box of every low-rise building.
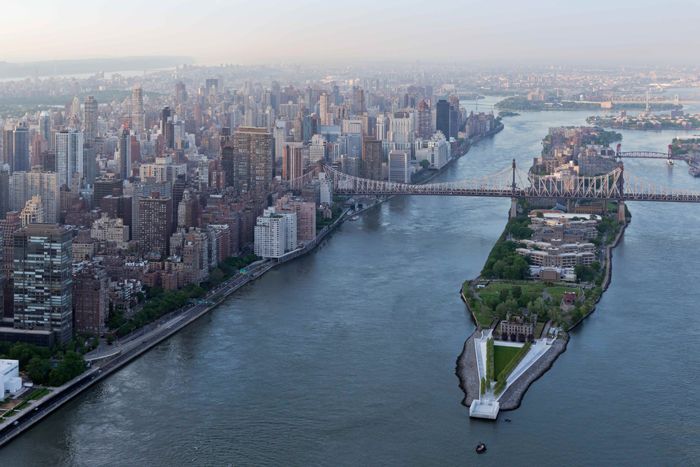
[0,359,22,396]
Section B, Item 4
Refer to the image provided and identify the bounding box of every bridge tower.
[509,159,518,219]
[616,143,622,158]
[668,144,673,162]
[617,162,627,224]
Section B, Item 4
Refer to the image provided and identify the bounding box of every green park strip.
[494,342,532,395]
[493,345,521,378]
[486,338,494,381]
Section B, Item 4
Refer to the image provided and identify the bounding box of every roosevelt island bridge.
[288,153,700,223]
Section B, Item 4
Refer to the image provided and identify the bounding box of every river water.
[2,99,699,466]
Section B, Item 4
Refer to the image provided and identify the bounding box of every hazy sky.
[1,0,698,65]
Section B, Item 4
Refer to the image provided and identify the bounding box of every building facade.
[12,224,73,344]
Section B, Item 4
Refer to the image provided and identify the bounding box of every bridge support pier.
[617,200,627,224]
[509,198,518,219]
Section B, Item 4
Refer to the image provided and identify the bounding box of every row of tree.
[0,342,86,387]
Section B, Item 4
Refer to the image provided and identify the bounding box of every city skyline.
[1,0,699,66]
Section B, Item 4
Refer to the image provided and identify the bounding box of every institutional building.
[12,224,73,345]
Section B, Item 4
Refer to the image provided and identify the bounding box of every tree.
[419,159,430,169]
[26,357,51,384]
[511,286,522,300]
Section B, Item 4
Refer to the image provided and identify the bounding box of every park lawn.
[493,345,522,377]
[478,281,545,303]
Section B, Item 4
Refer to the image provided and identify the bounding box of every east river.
[3,99,700,466]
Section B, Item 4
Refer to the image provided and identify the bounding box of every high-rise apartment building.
[253,207,297,259]
[275,195,316,243]
[137,194,173,258]
[13,224,73,344]
[227,127,273,195]
[10,169,59,223]
[55,129,84,187]
[282,143,304,181]
[72,261,108,335]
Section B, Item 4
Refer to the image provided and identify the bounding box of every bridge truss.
[304,161,700,203]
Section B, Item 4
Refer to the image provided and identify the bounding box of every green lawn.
[493,345,522,377]
[478,282,546,304]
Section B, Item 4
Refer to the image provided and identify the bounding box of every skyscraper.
[416,99,432,139]
[137,194,173,258]
[39,111,52,150]
[282,143,304,181]
[0,212,21,319]
[117,127,131,180]
[448,96,460,140]
[228,127,273,195]
[0,167,9,219]
[10,169,59,223]
[83,96,98,145]
[319,92,331,126]
[72,261,108,335]
[2,127,14,168]
[388,150,410,183]
[55,129,84,187]
[175,81,187,106]
[362,138,383,180]
[12,123,29,173]
[130,87,145,134]
[13,224,73,345]
[436,99,451,139]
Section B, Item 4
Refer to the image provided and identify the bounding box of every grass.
[493,345,521,377]
[27,387,50,401]
[478,282,546,304]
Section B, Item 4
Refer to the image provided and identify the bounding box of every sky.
[1,0,699,66]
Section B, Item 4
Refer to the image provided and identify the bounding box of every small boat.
[475,442,487,454]
[349,215,359,221]
[505,418,512,423]
[667,159,674,166]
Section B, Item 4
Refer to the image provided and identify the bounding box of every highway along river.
[3,101,700,465]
